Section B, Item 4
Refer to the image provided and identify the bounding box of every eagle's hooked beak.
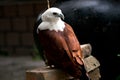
[59,13,64,20]
[60,13,64,20]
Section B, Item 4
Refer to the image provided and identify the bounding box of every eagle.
[36,7,89,80]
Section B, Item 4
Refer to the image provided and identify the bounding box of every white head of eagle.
[37,7,65,33]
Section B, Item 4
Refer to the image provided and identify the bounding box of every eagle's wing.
[64,23,83,65]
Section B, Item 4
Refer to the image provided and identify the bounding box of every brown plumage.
[37,7,89,79]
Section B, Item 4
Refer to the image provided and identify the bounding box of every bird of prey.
[36,7,89,80]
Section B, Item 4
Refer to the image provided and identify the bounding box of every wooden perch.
[26,44,101,80]
[26,67,73,80]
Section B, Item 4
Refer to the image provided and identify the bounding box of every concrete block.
[6,33,19,46]
[0,18,11,31]
[3,5,17,17]
[21,33,33,46]
[18,4,34,16]
[12,18,27,32]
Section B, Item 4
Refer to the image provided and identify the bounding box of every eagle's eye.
[53,12,58,15]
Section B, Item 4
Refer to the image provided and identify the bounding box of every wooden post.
[26,67,73,80]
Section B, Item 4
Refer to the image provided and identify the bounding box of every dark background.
[53,0,120,80]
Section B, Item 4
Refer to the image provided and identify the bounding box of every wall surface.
[0,1,48,56]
